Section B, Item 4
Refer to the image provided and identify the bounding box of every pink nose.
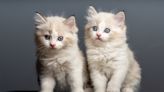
[50,43,55,48]
[96,33,101,37]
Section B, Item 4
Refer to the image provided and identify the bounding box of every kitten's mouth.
[96,37,102,41]
[50,46,56,49]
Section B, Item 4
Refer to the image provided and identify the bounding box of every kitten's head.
[85,6,127,45]
[34,12,78,50]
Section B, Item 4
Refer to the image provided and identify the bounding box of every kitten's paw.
[40,89,53,92]
[72,89,84,92]
[122,88,133,92]
[107,87,120,92]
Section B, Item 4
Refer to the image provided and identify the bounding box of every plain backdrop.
[0,0,164,92]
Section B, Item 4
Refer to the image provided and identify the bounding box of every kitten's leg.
[121,62,141,92]
[68,69,84,92]
[90,70,107,92]
[40,76,55,92]
[107,66,128,92]
[83,67,93,92]
[121,76,140,92]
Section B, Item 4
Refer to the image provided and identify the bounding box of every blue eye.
[104,28,110,33]
[44,35,51,40]
[92,26,98,31]
[57,36,63,41]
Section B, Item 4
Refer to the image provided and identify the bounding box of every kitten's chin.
[95,38,103,41]
[49,47,62,50]
[50,47,56,49]
[93,37,105,42]
[89,38,108,46]
[91,38,103,45]
[46,46,58,50]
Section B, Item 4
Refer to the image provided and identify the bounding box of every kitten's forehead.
[98,21,106,29]
[92,12,115,26]
[51,31,64,36]
[46,16,67,34]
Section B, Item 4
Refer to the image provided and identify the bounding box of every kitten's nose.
[96,33,101,37]
[50,43,55,48]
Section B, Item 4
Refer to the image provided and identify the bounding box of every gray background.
[0,0,164,92]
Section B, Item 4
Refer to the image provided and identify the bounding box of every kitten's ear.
[64,16,78,33]
[88,6,97,17]
[64,16,76,28]
[115,11,125,26]
[34,12,46,25]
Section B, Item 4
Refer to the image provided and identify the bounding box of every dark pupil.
[45,35,51,40]
[58,36,63,41]
[104,28,110,33]
[92,26,97,31]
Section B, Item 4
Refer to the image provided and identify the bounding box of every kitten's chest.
[88,47,120,70]
[44,56,71,74]
[42,58,70,88]
[88,47,117,62]
[52,60,70,73]
[88,46,128,75]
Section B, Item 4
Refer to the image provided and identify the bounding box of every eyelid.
[57,36,63,41]
[104,28,110,33]
[92,26,98,31]
[44,34,51,40]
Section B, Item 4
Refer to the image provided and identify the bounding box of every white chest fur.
[87,45,128,76]
[40,54,72,86]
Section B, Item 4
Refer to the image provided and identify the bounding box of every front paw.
[72,89,84,92]
[40,90,53,92]
[107,86,120,92]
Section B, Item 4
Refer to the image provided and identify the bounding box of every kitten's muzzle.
[96,32,101,37]
[50,43,56,48]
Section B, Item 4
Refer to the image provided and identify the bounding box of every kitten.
[84,6,141,92]
[34,12,89,92]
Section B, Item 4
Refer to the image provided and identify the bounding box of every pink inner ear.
[115,15,124,23]
[115,12,125,22]
[115,12,125,26]
[66,20,74,28]
[64,16,75,28]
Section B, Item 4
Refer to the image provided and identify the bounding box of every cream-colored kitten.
[85,6,141,92]
[34,12,89,92]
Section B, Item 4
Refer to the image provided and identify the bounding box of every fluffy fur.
[85,6,141,92]
[34,12,90,92]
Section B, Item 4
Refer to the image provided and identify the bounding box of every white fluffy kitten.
[34,12,89,92]
[85,6,141,92]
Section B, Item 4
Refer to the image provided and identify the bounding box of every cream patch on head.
[34,13,78,50]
